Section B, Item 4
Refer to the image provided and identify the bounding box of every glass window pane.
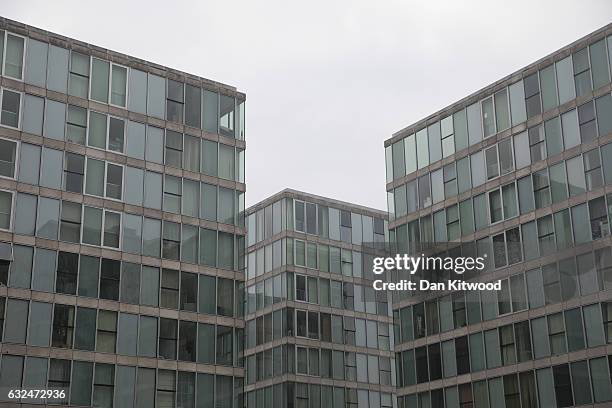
[147,74,165,119]
[40,147,63,189]
[556,56,575,104]
[126,121,145,159]
[22,94,44,136]
[25,39,48,87]
[36,197,59,239]
[85,158,105,197]
[128,68,147,114]
[47,45,69,93]
[111,64,127,106]
[91,58,109,103]
[44,99,66,140]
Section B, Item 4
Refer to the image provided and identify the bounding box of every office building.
[385,23,612,407]
[243,189,393,408]
[0,17,246,408]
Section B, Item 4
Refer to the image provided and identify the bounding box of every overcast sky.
[5,1,612,210]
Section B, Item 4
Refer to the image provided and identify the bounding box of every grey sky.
[5,1,612,210]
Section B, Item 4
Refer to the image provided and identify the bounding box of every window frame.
[80,205,122,250]
[1,31,27,81]
[0,189,14,231]
[85,110,127,155]
[89,56,129,108]
[0,136,18,180]
[109,62,129,108]
[0,87,23,130]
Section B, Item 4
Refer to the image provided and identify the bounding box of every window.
[567,155,586,196]
[162,221,180,260]
[0,139,17,178]
[185,84,202,128]
[584,149,603,190]
[529,124,546,162]
[92,363,114,408]
[533,169,550,209]
[157,370,176,407]
[110,64,127,107]
[455,157,471,195]
[17,143,39,186]
[564,308,585,352]
[489,190,503,223]
[219,94,235,137]
[549,162,568,203]
[428,121,442,163]
[590,357,612,403]
[441,116,454,157]
[545,116,563,156]
[524,72,541,118]
[455,336,470,375]
[179,320,197,362]
[64,152,85,193]
[498,138,513,174]
[69,51,90,98]
[446,205,460,240]
[96,310,117,353]
[159,318,178,359]
[0,190,12,230]
[3,32,25,79]
[52,304,75,348]
[60,201,81,243]
[513,131,530,169]
[418,174,431,208]
[514,321,532,362]
[216,325,233,365]
[596,93,612,138]
[540,64,558,111]
[0,89,21,128]
[36,196,60,239]
[453,108,468,151]
[161,268,179,309]
[183,135,200,172]
[66,105,87,145]
[589,197,609,239]
[163,175,182,214]
[108,116,125,152]
[55,252,79,295]
[553,364,574,407]
[443,163,457,197]
[578,100,597,142]
[100,258,120,300]
[573,47,592,97]
[537,215,555,256]
[167,80,184,123]
[431,169,443,204]
[91,58,110,103]
[48,359,71,401]
[82,206,102,245]
[165,130,183,168]
[103,210,120,248]
[485,145,499,179]
[482,96,496,137]
[85,157,105,197]
[548,313,566,355]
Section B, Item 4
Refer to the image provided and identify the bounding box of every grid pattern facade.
[243,189,394,408]
[0,17,246,408]
[385,24,612,408]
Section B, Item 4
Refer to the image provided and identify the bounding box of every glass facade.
[243,191,393,408]
[386,28,612,408]
[3,15,612,408]
[0,19,245,408]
